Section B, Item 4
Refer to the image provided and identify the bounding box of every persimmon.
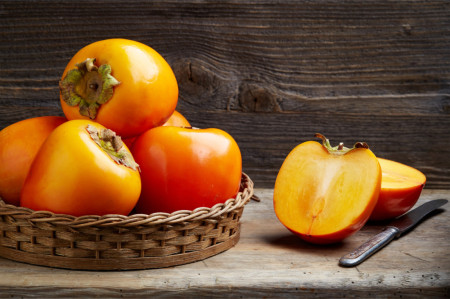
[0,116,66,205]
[59,39,178,138]
[20,120,141,216]
[131,126,242,214]
[163,110,191,127]
[273,134,381,244]
[123,110,190,148]
[370,158,426,221]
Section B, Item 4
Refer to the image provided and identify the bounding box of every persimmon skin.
[20,120,141,217]
[370,158,426,221]
[123,110,190,148]
[60,38,178,138]
[163,110,191,127]
[131,126,242,214]
[0,116,66,205]
[273,140,381,244]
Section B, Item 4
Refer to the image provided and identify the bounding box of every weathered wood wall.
[1,1,449,188]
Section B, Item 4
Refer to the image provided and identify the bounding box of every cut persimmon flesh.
[273,134,381,244]
[370,158,426,221]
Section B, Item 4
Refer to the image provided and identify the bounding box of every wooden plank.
[0,189,448,298]
[0,1,449,188]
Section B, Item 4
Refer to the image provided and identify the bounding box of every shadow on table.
[263,232,347,252]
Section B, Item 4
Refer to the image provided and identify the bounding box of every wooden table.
[0,189,448,298]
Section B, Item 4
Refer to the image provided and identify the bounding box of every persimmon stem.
[85,58,98,72]
[315,133,332,149]
[354,142,369,149]
[86,125,139,171]
[59,58,120,119]
[89,83,99,91]
[315,133,370,155]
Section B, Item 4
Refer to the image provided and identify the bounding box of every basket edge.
[0,173,254,228]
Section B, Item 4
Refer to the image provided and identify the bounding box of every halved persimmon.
[273,134,381,244]
[369,158,426,221]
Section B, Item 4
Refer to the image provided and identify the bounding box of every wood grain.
[0,1,449,188]
[0,189,449,298]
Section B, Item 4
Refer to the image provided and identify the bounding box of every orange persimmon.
[20,120,141,216]
[59,39,178,138]
[123,110,190,148]
[163,110,191,127]
[370,158,426,221]
[131,126,242,214]
[0,116,66,205]
[273,134,381,244]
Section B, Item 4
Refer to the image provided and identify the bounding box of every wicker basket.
[0,173,254,270]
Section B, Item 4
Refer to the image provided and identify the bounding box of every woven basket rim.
[0,172,254,228]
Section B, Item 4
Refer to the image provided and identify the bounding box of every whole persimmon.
[0,116,66,205]
[370,158,426,221]
[20,120,141,216]
[59,38,178,138]
[273,134,381,244]
[131,126,242,214]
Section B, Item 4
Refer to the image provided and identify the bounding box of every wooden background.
[1,0,449,188]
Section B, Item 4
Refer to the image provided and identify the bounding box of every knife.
[339,199,448,267]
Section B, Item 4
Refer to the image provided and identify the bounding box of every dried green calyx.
[59,58,120,119]
[87,125,139,171]
[315,133,369,155]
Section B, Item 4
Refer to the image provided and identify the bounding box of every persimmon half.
[273,134,381,244]
[369,158,426,221]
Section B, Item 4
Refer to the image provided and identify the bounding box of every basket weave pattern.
[0,173,254,270]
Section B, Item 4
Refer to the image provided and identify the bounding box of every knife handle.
[339,226,400,267]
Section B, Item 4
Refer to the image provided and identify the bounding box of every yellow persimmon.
[21,120,141,216]
[273,134,381,244]
[370,158,426,221]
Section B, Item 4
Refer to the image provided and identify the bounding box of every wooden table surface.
[0,189,448,298]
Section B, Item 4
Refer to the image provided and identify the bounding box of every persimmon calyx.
[59,58,120,119]
[315,133,369,155]
[86,125,139,171]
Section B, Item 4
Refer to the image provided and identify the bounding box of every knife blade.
[339,199,448,267]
